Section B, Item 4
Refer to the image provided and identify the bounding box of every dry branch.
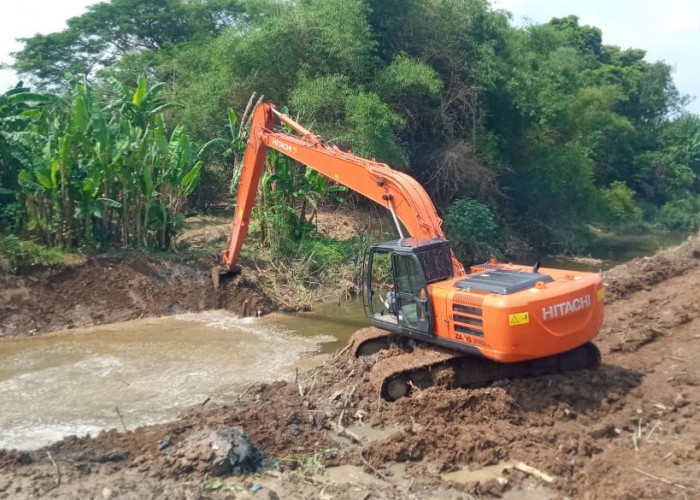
[634,468,690,490]
[329,421,362,444]
[360,448,388,481]
[512,461,555,484]
[45,451,61,490]
[115,406,127,432]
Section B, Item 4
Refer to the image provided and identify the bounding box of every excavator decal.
[542,294,592,320]
[508,312,530,326]
[271,139,296,154]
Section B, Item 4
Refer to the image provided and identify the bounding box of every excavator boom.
[222,103,464,275]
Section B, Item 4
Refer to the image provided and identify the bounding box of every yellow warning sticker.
[597,288,605,301]
[508,312,530,326]
[238,209,244,220]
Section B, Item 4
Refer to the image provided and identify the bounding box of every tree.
[444,198,501,264]
[12,0,246,89]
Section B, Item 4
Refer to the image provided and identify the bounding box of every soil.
[0,253,274,339]
[2,223,700,499]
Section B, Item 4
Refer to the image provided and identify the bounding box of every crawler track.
[349,329,601,401]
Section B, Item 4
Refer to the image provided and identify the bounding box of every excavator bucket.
[211,264,241,290]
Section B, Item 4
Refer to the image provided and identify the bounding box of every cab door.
[392,253,433,334]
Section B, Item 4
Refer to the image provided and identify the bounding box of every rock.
[588,424,617,439]
[673,393,690,409]
[285,412,300,425]
[96,451,127,463]
[17,452,33,465]
[285,412,303,436]
[157,435,172,451]
[209,426,264,476]
[164,303,187,315]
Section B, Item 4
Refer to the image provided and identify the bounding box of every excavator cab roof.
[372,238,451,254]
[371,238,454,284]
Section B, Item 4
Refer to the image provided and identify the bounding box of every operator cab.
[364,238,453,337]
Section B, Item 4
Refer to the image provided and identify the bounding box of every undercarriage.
[349,327,601,401]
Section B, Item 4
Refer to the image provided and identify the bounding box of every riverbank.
[1,231,700,498]
[0,253,274,339]
[0,206,378,339]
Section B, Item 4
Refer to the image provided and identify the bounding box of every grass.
[0,235,70,273]
[235,232,373,308]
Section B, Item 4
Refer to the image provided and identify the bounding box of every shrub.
[444,198,502,264]
[656,196,700,231]
[0,235,67,272]
[597,181,642,226]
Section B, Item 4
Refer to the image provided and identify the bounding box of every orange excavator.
[222,103,604,400]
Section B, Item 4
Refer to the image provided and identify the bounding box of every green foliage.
[6,76,202,250]
[656,196,700,231]
[258,147,347,260]
[0,88,56,236]
[374,55,443,106]
[444,198,501,264]
[295,237,347,278]
[270,234,367,288]
[0,235,67,272]
[13,0,246,89]
[505,130,597,252]
[7,0,700,261]
[297,0,377,81]
[290,74,352,132]
[344,92,406,166]
[597,181,642,226]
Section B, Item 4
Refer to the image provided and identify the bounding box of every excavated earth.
[0,254,275,338]
[2,232,700,499]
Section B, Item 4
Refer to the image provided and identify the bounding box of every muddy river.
[0,303,367,451]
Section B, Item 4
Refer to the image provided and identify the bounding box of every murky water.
[532,230,690,271]
[0,311,336,450]
[261,298,369,354]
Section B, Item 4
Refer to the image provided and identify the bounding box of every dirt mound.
[602,230,700,302]
[0,254,274,338]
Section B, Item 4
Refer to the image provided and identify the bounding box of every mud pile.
[1,233,700,498]
[0,254,274,338]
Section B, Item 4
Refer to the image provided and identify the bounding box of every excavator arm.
[222,102,466,276]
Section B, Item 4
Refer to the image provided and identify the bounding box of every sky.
[1,0,698,114]
[0,0,99,89]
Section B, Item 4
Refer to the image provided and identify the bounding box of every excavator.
[221,102,604,400]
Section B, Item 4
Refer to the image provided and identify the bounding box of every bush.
[656,196,700,231]
[444,198,502,264]
[294,235,368,281]
[597,181,642,226]
[0,235,67,272]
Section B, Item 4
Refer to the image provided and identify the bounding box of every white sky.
[0,0,99,89]
[1,0,698,114]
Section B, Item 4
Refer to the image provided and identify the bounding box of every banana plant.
[0,86,55,233]
[105,76,182,129]
[10,76,202,250]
